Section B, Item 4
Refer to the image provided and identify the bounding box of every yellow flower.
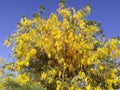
[78,71,85,78]
[98,65,104,70]
[56,80,62,90]
[48,53,51,58]
[63,63,67,70]
[15,73,29,85]
[73,11,82,20]
[69,86,75,90]
[48,77,53,84]
[58,71,62,77]
[4,38,11,47]
[86,85,91,90]
[40,72,47,80]
[56,85,61,90]
[19,26,24,31]
[85,4,91,14]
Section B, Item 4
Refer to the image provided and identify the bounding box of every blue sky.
[0,0,120,62]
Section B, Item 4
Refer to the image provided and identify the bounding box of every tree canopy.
[0,2,120,90]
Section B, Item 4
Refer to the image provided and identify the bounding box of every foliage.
[1,2,120,90]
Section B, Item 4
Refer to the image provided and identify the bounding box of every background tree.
[1,2,120,90]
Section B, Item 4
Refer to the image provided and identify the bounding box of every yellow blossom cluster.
[14,73,29,85]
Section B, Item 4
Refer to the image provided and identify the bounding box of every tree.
[1,2,120,90]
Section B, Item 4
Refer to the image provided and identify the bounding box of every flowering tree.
[1,2,120,90]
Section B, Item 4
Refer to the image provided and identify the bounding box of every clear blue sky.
[0,0,120,62]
